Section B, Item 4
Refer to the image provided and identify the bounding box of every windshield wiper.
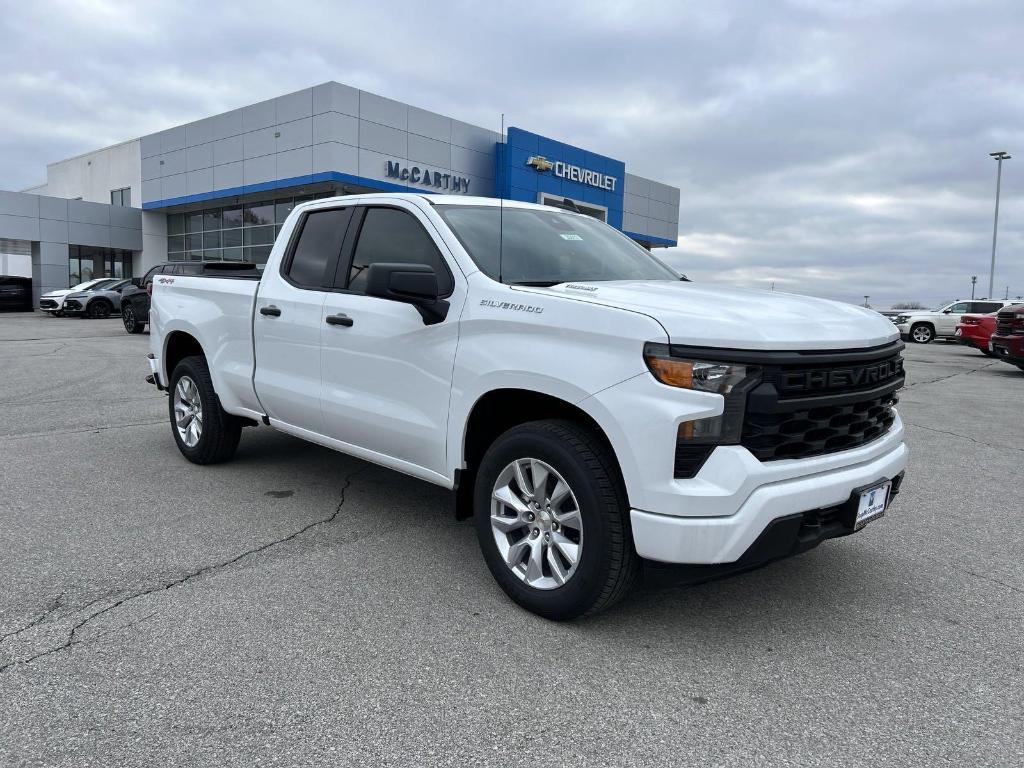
[509,280,563,287]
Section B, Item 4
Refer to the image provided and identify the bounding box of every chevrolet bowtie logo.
[526,155,553,172]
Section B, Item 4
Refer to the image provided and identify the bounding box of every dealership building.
[0,81,681,306]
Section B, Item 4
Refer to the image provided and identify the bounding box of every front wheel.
[910,323,934,344]
[122,305,145,333]
[168,355,241,464]
[474,420,639,620]
[87,300,112,319]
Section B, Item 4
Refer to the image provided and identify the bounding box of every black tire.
[981,348,996,357]
[122,304,145,333]
[54,311,64,318]
[167,355,242,465]
[909,322,934,344]
[87,299,112,319]
[473,419,639,620]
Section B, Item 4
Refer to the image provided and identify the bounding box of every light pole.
[971,275,977,299]
[988,151,1011,298]
[863,295,870,308]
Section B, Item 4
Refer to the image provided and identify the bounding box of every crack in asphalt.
[0,467,366,674]
[904,422,1023,452]
[902,360,1001,388]
[2,420,167,441]
[0,592,65,646]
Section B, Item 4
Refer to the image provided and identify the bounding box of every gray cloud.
[1,0,1021,307]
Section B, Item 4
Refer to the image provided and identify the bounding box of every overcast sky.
[1,0,1021,307]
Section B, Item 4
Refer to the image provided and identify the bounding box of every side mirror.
[130,278,143,287]
[365,263,449,324]
[943,309,952,314]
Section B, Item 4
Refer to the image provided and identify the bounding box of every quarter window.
[286,208,351,288]
[347,208,452,295]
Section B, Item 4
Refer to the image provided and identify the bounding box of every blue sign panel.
[496,127,625,231]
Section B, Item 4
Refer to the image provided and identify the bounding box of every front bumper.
[631,437,908,564]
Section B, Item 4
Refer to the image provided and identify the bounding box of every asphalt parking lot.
[1,312,1022,767]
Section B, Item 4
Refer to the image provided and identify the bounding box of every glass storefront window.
[244,203,274,226]
[244,226,275,246]
[167,193,335,265]
[223,207,243,228]
[68,245,132,284]
[203,209,222,231]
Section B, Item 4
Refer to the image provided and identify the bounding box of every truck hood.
[528,280,900,350]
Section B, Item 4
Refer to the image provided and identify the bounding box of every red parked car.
[955,313,999,356]
[990,305,1024,372]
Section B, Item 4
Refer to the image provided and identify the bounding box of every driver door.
[938,302,970,335]
[319,204,464,479]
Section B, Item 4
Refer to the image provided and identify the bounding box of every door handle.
[260,305,282,317]
[325,313,354,327]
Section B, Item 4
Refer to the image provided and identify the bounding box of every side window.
[142,266,162,285]
[975,302,1001,313]
[175,263,203,275]
[286,208,351,288]
[949,302,969,313]
[347,208,453,295]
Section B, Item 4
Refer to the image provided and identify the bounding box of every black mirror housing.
[365,263,449,324]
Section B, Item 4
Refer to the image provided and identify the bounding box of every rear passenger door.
[319,204,465,479]
[253,206,353,433]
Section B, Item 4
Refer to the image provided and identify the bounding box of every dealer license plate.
[855,482,890,530]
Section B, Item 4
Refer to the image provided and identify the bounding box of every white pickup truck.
[148,193,907,619]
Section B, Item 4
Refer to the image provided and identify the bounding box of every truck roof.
[311,192,561,212]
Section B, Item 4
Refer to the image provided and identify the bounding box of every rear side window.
[286,208,351,288]
[973,301,1002,313]
[347,208,453,295]
[174,263,204,275]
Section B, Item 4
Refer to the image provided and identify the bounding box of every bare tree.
[891,301,926,309]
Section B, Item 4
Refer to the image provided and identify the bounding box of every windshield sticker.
[559,233,583,241]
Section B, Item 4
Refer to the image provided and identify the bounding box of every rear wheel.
[168,355,241,464]
[910,323,934,344]
[473,420,639,620]
[122,304,145,333]
[88,300,112,319]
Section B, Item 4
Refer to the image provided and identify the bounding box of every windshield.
[71,278,114,291]
[436,205,679,285]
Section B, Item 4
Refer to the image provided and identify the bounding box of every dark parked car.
[120,261,260,333]
[0,276,33,312]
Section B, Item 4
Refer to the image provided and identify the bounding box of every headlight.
[643,343,762,443]
[895,315,909,324]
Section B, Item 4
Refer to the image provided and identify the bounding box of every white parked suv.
[894,299,1016,343]
[147,194,908,619]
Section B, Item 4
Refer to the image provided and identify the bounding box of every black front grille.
[39,299,57,308]
[739,342,904,462]
[743,391,898,460]
[996,311,1016,336]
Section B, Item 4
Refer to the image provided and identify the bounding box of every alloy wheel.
[173,375,203,448]
[122,306,135,331]
[490,458,583,590]
[912,326,932,343]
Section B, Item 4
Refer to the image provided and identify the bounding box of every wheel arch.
[455,387,629,520]
[163,330,206,381]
